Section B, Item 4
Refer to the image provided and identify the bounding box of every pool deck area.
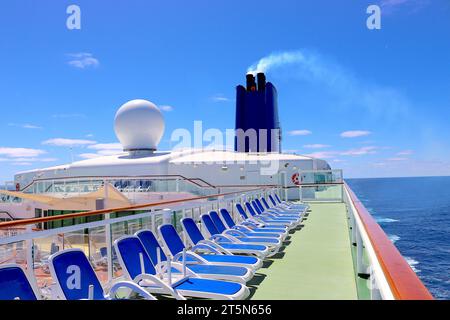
[250,202,359,300]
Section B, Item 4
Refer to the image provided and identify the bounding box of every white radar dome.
[114,99,165,152]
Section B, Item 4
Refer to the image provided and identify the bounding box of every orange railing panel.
[345,182,433,300]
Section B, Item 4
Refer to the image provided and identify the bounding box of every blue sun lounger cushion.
[235,203,288,231]
[265,196,306,214]
[180,218,262,269]
[220,209,287,236]
[245,202,293,227]
[204,212,281,255]
[252,200,298,222]
[250,201,296,222]
[114,236,249,300]
[208,211,281,249]
[157,224,260,271]
[49,248,156,300]
[137,228,253,283]
[49,249,106,300]
[200,214,270,256]
[271,195,307,211]
[210,211,281,239]
[0,265,39,300]
[255,199,301,221]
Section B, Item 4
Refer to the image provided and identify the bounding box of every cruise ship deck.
[0,185,434,300]
[251,203,361,300]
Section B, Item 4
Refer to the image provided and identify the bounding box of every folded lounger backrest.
[251,200,264,214]
[261,198,272,210]
[209,211,228,233]
[275,194,282,204]
[235,203,249,220]
[220,209,236,228]
[269,195,278,207]
[0,264,39,300]
[245,202,258,217]
[49,249,105,300]
[254,199,266,212]
[201,214,221,236]
[114,236,157,280]
[158,224,187,257]
[136,230,168,264]
[181,218,206,245]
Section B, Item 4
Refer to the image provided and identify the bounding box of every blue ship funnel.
[234,73,281,153]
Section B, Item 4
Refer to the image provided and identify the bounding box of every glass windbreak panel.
[0,240,26,265]
[139,216,152,231]
[300,170,343,184]
[88,226,109,284]
[109,216,148,278]
[300,184,343,202]
[32,235,64,295]
[62,230,89,251]
[153,210,164,232]
[171,210,184,232]
[0,240,57,297]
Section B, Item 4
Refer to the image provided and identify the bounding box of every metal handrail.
[19,174,217,192]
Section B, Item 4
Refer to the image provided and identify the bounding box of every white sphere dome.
[114,99,165,151]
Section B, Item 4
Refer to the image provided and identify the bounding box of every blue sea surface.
[347,176,450,300]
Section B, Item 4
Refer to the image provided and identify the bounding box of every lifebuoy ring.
[291,173,300,186]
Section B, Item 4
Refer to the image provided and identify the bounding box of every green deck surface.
[250,203,359,300]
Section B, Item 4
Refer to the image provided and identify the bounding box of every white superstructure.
[14,98,330,190]
[2,99,330,220]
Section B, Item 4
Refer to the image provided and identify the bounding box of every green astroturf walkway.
[250,202,358,300]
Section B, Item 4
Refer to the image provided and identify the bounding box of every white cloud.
[88,143,122,150]
[97,149,123,156]
[67,53,99,69]
[305,146,378,159]
[11,157,57,163]
[211,94,231,102]
[12,162,33,166]
[341,146,377,156]
[78,142,124,159]
[288,130,312,136]
[303,144,330,149]
[397,150,413,156]
[8,123,42,129]
[159,105,174,112]
[0,147,47,158]
[387,157,408,161]
[42,138,97,147]
[304,151,338,159]
[340,130,371,138]
[78,153,102,159]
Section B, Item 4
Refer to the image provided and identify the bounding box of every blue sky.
[0,0,449,180]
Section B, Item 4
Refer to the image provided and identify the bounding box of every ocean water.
[347,176,450,300]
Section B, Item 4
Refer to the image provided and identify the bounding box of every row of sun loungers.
[0,194,309,300]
